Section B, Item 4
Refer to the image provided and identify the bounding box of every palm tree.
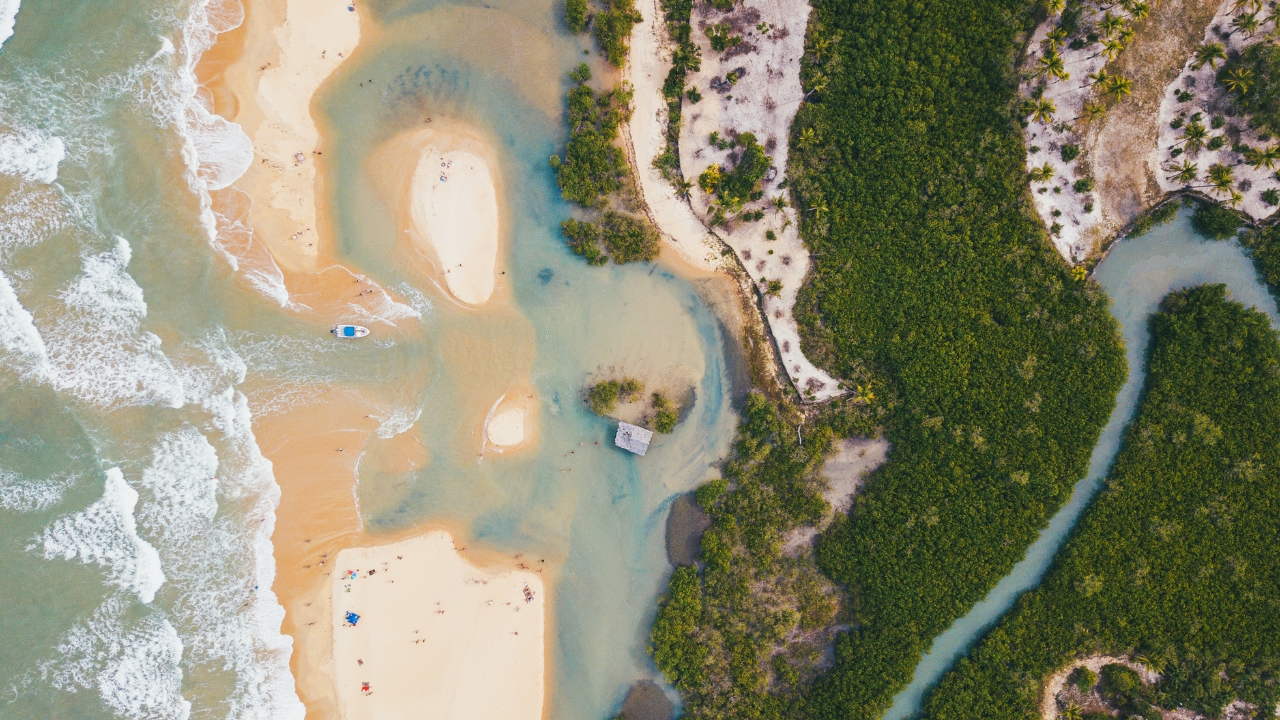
[1100,11,1127,37]
[1031,98,1057,123]
[1047,27,1069,50]
[1209,162,1236,196]
[1080,101,1107,122]
[809,200,829,219]
[1182,120,1209,154]
[1245,143,1280,169]
[1129,1,1150,20]
[854,383,876,404]
[771,195,788,213]
[1193,42,1228,70]
[675,176,694,199]
[1105,74,1133,99]
[1037,50,1070,81]
[1232,12,1260,35]
[1061,703,1083,720]
[1119,25,1136,45]
[1046,0,1065,13]
[1169,159,1199,183]
[797,127,816,149]
[1227,189,1244,206]
[1089,68,1111,86]
[1102,39,1125,60]
[1223,66,1254,95]
[1029,162,1056,182]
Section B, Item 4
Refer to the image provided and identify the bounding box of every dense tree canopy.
[920,285,1280,719]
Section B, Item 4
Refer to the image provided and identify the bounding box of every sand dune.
[331,531,545,720]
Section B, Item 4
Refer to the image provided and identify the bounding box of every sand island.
[331,531,545,720]
[367,123,504,307]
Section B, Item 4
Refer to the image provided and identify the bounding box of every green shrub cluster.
[698,132,771,215]
[1190,200,1243,240]
[552,65,633,207]
[920,285,1280,719]
[651,392,679,433]
[586,376,643,415]
[565,0,589,33]
[777,0,1125,716]
[594,0,642,66]
[1241,224,1280,298]
[1127,200,1179,238]
[573,211,659,263]
[1221,42,1280,135]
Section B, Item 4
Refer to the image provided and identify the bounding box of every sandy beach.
[485,388,539,451]
[332,531,546,720]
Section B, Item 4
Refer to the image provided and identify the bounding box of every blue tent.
[345,611,360,626]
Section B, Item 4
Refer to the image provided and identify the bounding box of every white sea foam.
[0,267,47,369]
[377,406,422,438]
[0,0,18,50]
[391,281,435,318]
[0,127,64,183]
[42,237,186,408]
[35,467,166,604]
[138,426,219,537]
[0,468,70,512]
[43,595,190,720]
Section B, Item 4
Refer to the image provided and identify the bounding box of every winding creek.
[882,208,1280,719]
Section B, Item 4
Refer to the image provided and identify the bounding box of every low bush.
[1190,201,1242,239]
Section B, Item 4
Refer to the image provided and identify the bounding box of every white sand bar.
[487,407,526,447]
[331,531,544,720]
[410,142,501,306]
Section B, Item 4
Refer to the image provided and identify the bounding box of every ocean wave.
[34,467,166,604]
[42,595,190,720]
[0,267,47,369]
[0,468,71,512]
[42,236,186,408]
[0,0,17,50]
[0,126,64,184]
[391,281,435,318]
[377,405,422,438]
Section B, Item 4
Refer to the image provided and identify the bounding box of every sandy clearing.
[488,407,525,446]
[332,531,545,720]
[782,436,889,554]
[1039,655,1160,720]
[1153,0,1280,220]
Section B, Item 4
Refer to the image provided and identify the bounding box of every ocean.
[0,0,742,717]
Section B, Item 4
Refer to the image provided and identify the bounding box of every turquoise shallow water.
[0,0,741,717]
[884,208,1280,719]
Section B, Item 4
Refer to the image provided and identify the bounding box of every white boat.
[331,325,369,338]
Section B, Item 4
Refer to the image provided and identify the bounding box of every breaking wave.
[35,467,167,604]
[0,127,64,184]
[0,0,17,50]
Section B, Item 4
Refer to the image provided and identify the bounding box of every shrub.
[619,377,644,400]
[686,86,702,103]
[565,0,589,33]
[1072,666,1098,693]
[694,478,728,510]
[599,211,660,263]
[1128,201,1179,238]
[1060,144,1080,162]
[1207,135,1226,151]
[1073,177,1095,192]
[1211,115,1226,129]
[593,0,642,66]
[705,22,742,52]
[1191,202,1242,239]
[587,380,622,414]
[652,393,679,433]
[561,218,607,265]
[554,72,634,207]
[1264,188,1279,205]
[716,132,771,210]
[650,566,707,688]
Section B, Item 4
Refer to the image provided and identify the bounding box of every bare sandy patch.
[782,436,889,554]
[332,530,545,720]
[484,388,539,452]
[1040,655,1160,720]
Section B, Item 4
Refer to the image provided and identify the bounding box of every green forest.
[791,0,1126,716]
[648,0,1131,715]
[919,285,1280,719]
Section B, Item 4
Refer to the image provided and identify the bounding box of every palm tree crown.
[1194,42,1228,69]
[1182,121,1209,154]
